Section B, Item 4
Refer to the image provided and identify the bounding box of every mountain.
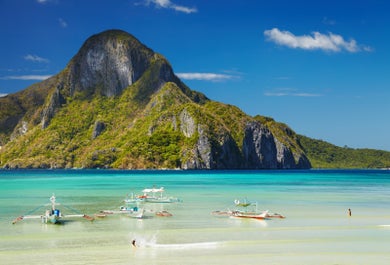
[0,29,387,169]
[297,135,390,169]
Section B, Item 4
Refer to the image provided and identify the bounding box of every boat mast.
[50,194,56,211]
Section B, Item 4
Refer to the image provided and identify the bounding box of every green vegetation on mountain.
[0,79,54,145]
[0,80,241,169]
[298,135,390,168]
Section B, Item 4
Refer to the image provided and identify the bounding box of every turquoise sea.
[0,169,389,265]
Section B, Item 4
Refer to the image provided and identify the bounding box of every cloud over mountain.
[0,75,52,81]
[176,72,234,81]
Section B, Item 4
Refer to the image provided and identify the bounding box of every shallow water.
[1,170,389,264]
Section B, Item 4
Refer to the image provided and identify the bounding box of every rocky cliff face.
[177,108,308,169]
[41,85,66,129]
[67,30,154,97]
[242,121,277,168]
[0,29,311,169]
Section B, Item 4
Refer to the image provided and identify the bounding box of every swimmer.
[131,239,137,247]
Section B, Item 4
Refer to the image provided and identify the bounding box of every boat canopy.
[142,187,164,193]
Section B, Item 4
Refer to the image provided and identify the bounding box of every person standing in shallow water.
[348,208,352,216]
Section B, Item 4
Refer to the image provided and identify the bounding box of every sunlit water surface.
[1,170,389,264]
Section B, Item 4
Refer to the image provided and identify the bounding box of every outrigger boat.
[100,200,145,219]
[99,206,145,219]
[211,209,271,220]
[231,209,269,220]
[119,205,145,218]
[124,187,180,203]
[211,198,285,220]
[12,194,94,224]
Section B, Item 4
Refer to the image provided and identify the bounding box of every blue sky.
[1,0,389,151]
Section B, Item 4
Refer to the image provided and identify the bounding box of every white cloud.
[264,28,371,53]
[144,0,197,14]
[176,72,235,81]
[24,54,50,63]
[1,75,52,81]
[36,0,59,4]
[36,0,56,4]
[264,92,321,97]
[264,88,322,97]
[58,18,68,28]
[0,93,7,98]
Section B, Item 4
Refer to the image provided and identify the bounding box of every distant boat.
[100,199,145,219]
[211,198,285,220]
[12,194,94,224]
[99,207,145,219]
[212,209,276,220]
[231,210,269,220]
[119,205,145,218]
[124,187,181,203]
[155,210,173,217]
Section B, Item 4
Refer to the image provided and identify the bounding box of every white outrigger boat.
[12,194,94,224]
[229,210,269,220]
[119,205,145,218]
[124,187,180,203]
[211,198,285,220]
[100,205,145,219]
[99,197,145,219]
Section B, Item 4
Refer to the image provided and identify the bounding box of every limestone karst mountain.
[1,29,314,169]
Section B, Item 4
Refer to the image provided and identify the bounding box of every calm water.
[0,169,389,264]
